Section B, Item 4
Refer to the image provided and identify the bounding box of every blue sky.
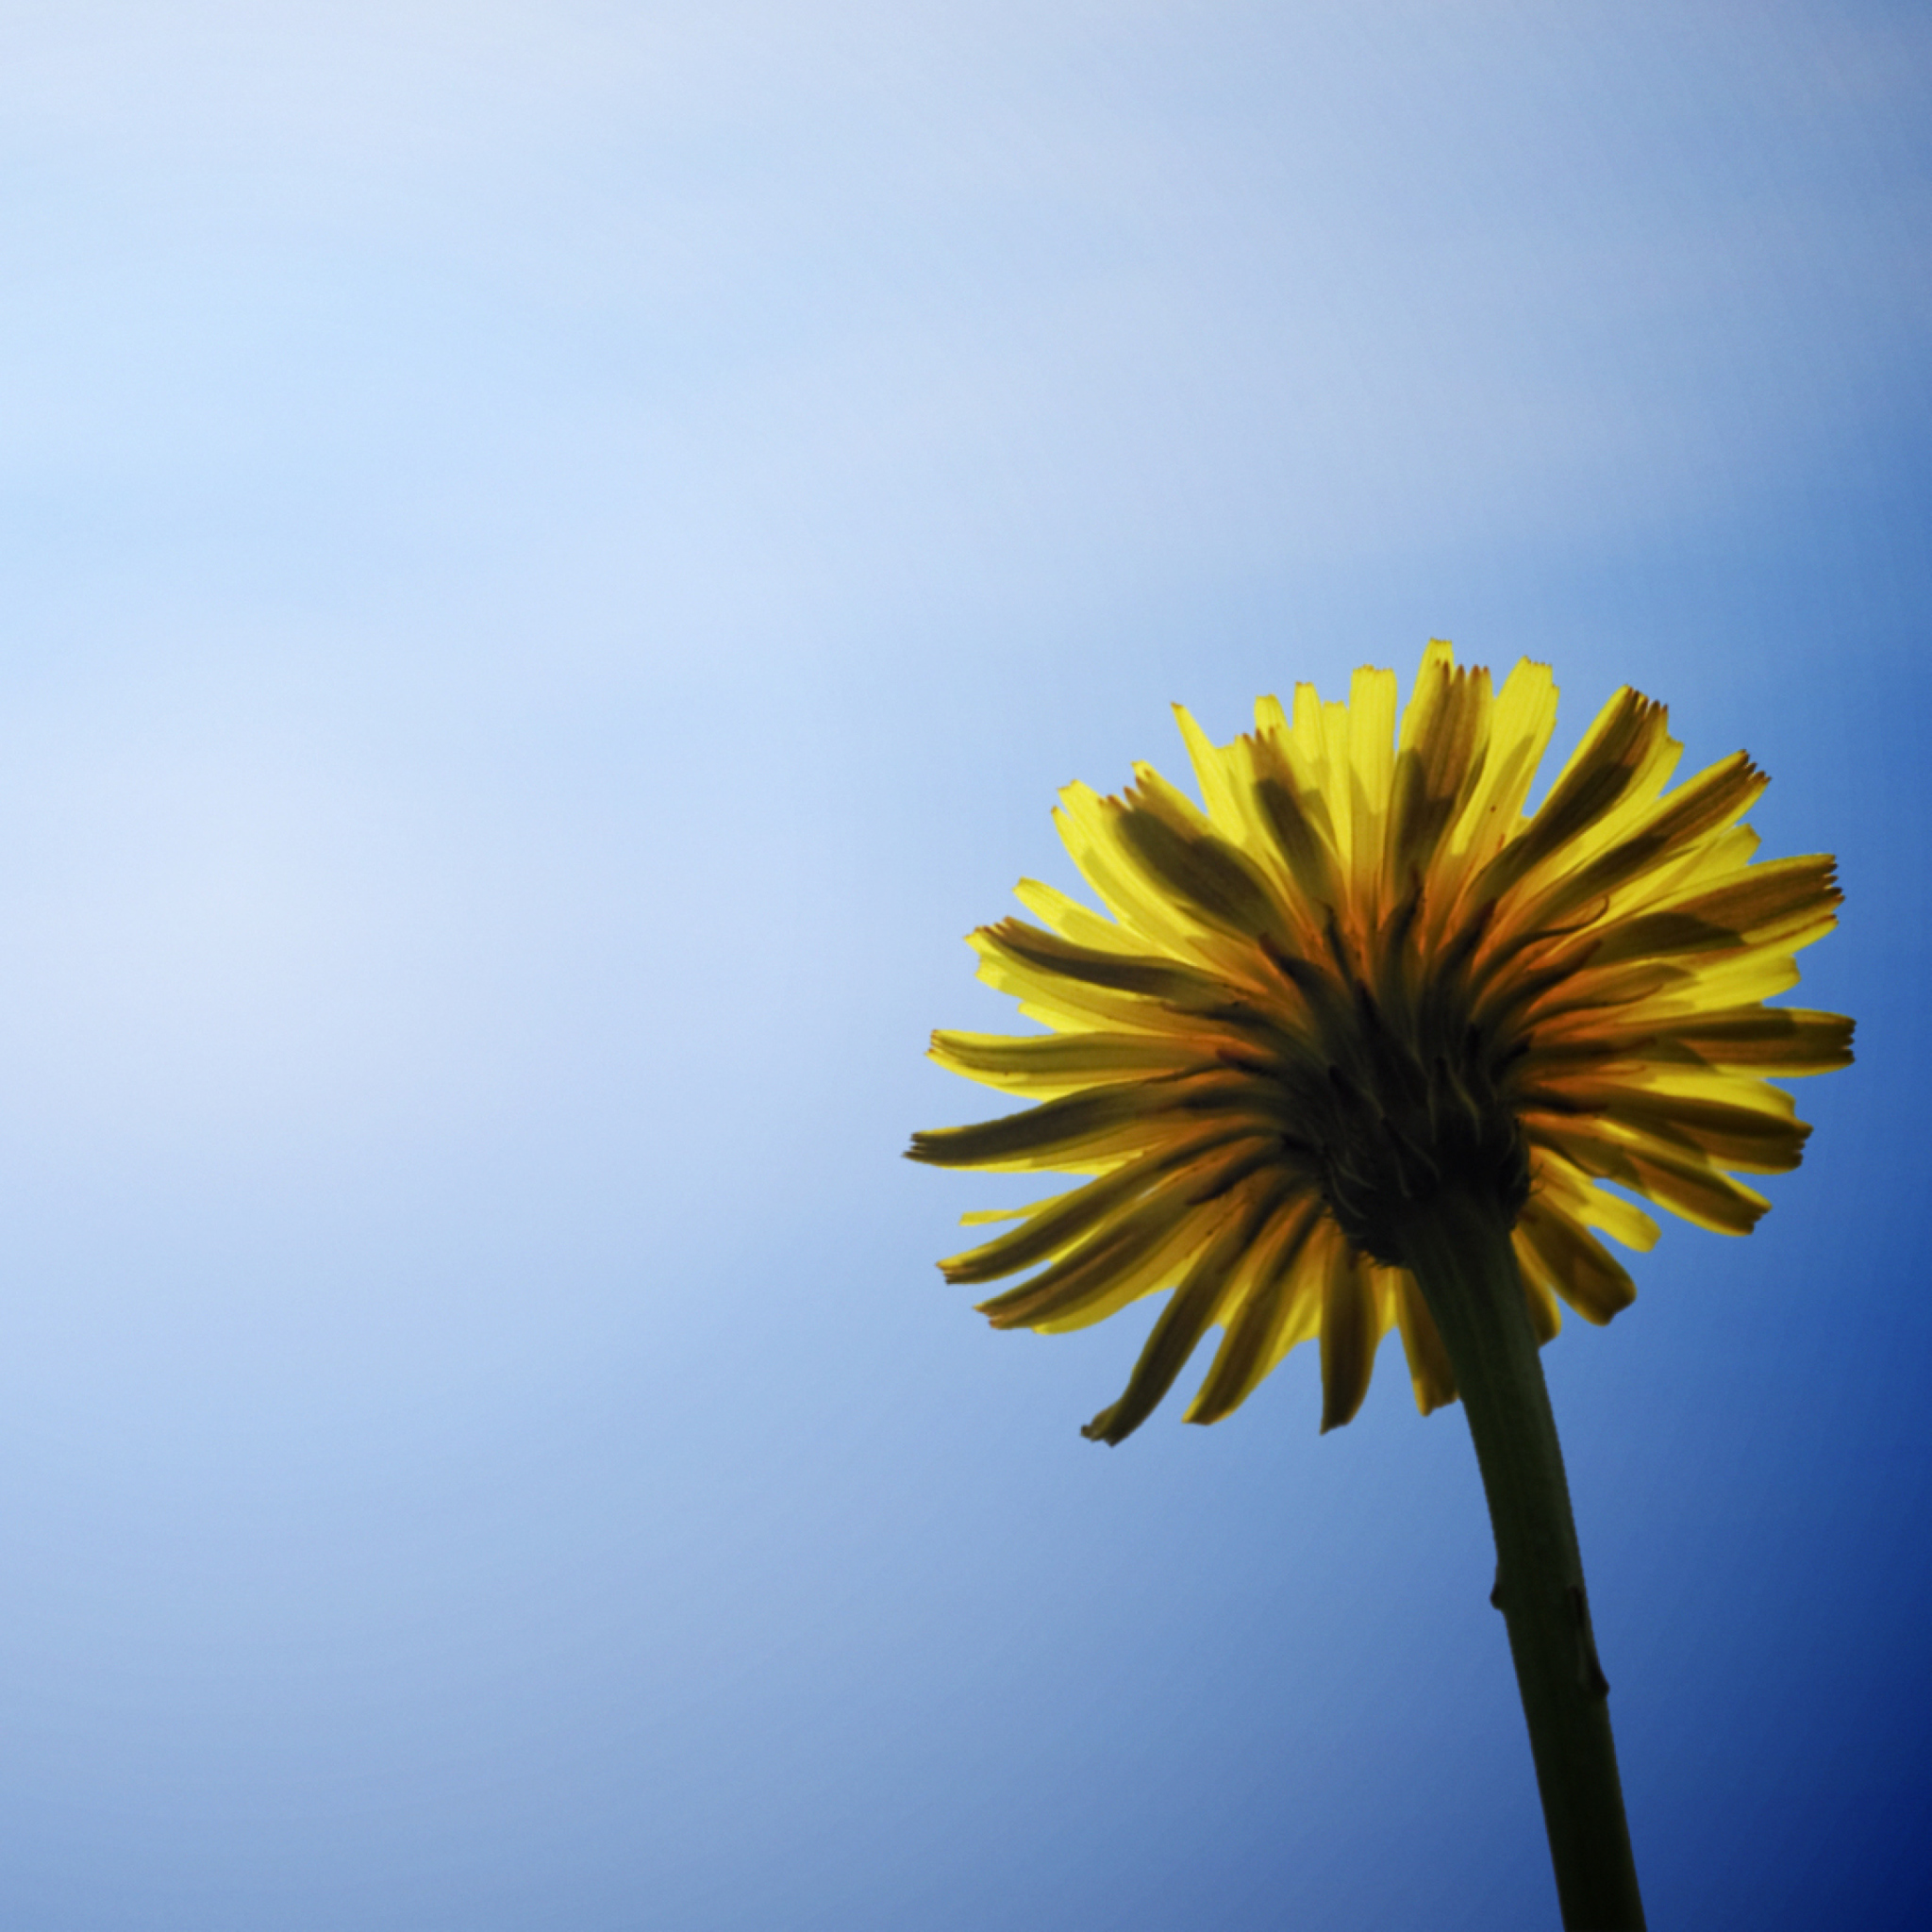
[0,4,1926,1925]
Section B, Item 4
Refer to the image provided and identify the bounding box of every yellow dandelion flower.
[910,641,1851,1928]
[910,641,1849,1442]
[910,641,1851,1926]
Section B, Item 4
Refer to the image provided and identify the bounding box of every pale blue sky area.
[0,6,1926,1926]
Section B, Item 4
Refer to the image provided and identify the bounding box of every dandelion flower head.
[908,643,1850,1441]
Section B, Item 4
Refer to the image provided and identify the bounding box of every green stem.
[1403,1190,1645,1931]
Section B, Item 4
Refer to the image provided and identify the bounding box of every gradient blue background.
[0,5,1925,1925]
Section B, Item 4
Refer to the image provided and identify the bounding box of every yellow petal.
[1082,1181,1287,1444]
[1388,650,1491,900]
[1515,1200,1637,1324]
[975,1172,1224,1331]
[1656,1006,1855,1074]
[958,1201,1057,1226]
[1172,703,1246,833]
[1347,665,1399,891]
[941,1152,1175,1285]
[1053,783,1217,960]
[1509,1226,1566,1342]
[1439,656,1558,895]
[1391,1268,1458,1414]
[1532,1151,1661,1254]
[1527,1115,1771,1235]
[1319,1233,1380,1433]
[908,1058,1275,1174]
[1321,697,1355,876]
[1478,686,1678,911]
[1184,1197,1324,1424]
[970,920,1240,1026]
[1511,750,1768,937]
[928,1028,1210,1096]
[1011,877,1141,954]
[1248,757,1344,917]
[1115,800,1284,941]
[1586,855,1840,969]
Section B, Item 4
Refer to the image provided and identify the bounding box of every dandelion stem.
[1404,1190,1646,1931]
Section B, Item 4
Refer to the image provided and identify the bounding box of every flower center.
[1304,982,1531,1271]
